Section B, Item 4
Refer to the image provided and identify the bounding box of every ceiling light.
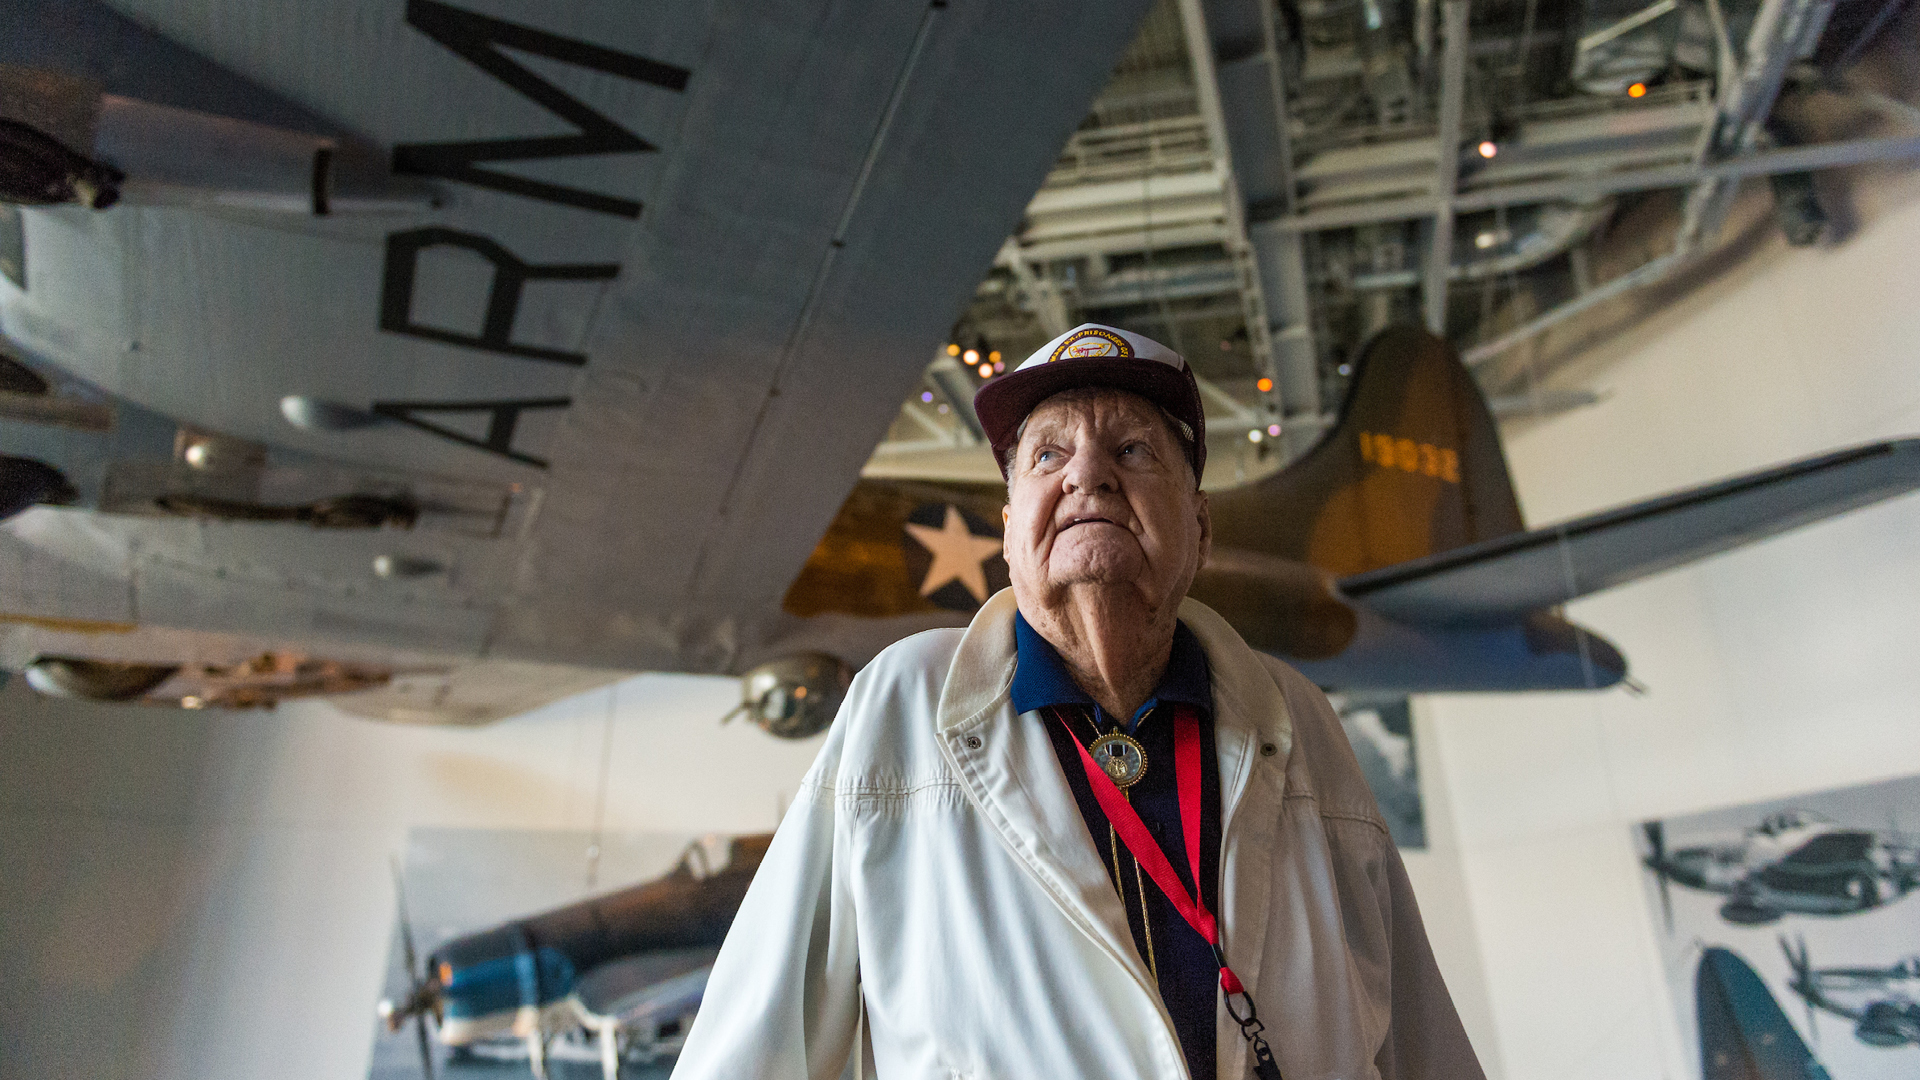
[988,350,1001,364]
[1267,424,1282,437]
[921,391,934,403]
[183,442,211,469]
[1248,429,1263,443]
[1477,140,1498,159]
[946,343,960,356]
[1256,377,1274,393]
[963,349,980,365]
[1628,82,1648,98]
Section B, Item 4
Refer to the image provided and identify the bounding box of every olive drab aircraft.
[4,0,1920,731]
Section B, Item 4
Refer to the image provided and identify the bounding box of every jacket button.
[965,735,983,750]
[1260,742,1277,757]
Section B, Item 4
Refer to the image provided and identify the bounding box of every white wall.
[1421,168,1920,1080]
[0,674,824,1080]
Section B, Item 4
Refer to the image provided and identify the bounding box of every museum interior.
[2,0,1919,1077]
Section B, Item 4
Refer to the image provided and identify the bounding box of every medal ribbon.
[1054,704,1284,1080]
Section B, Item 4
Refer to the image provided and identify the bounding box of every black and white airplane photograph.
[1642,774,1920,1078]
[3,0,1920,1077]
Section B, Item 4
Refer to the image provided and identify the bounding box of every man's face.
[1002,390,1209,615]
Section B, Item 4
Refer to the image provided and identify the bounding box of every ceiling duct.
[1346,200,1617,289]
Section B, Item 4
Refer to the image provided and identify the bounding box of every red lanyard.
[1054,704,1284,1080]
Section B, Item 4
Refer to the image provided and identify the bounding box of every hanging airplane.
[379,833,771,1080]
[1781,934,1920,1049]
[1696,946,1832,1080]
[3,0,1920,731]
[1643,813,1920,928]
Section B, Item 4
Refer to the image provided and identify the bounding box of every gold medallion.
[1088,732,1148,789]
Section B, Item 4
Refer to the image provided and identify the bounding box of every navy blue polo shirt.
[1012,612,1222,1080]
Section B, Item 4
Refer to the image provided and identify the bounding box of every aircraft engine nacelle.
[0,454,77,520]
[0,113,122,208]
[22,657,179,702]
[729,654,854,740]
[1855,999,1920,1047]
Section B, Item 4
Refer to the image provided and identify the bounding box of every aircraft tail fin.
[1208,325,1525,577]
[1696,947,1832,1080]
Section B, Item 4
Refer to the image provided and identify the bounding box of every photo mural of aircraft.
[1782,935,1920,1050]
[1643,812,1920,928]
[1696,946,1832,1080]
[379,834,772,1080]
[4,0,1920,729]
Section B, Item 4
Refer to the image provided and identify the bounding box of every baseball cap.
[973,323,1206,481]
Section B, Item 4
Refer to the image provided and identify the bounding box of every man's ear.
[1194,490,1212,568]
[1002,503,1011,529]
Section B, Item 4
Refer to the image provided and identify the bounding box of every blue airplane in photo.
[1696,946,1831,1080]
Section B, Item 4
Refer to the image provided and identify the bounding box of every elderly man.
[672,325,1484,1080]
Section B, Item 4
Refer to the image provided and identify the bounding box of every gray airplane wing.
[0,0,1153,687]
[1338,439,1920,626]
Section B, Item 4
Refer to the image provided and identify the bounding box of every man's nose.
[1061,443,1118,492]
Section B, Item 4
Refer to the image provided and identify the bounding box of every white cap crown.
[1018,323,1187,373]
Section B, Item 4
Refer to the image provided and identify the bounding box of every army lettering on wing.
[396,0,692,218]
[374,2,694,467]
[380,228,617,366]
[1358,430,1460,484]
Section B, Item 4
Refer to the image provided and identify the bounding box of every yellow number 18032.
[1358,430,1460,483]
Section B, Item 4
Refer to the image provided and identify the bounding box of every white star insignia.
[904,505,1004,604]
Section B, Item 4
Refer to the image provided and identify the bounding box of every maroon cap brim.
[973,355,1207,480]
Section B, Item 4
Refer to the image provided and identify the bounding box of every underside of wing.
[1338,439,1920,626]
[0,0,1157,681]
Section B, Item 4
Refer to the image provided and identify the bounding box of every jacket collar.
[1008,610,1212,731]
[934,587,1295,1075]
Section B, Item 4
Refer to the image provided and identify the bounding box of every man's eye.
[1035,449,1058,464]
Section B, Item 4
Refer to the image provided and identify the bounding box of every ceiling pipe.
[1422,0,1472,333]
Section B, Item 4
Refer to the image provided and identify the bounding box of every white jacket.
[672,590,1484,1080]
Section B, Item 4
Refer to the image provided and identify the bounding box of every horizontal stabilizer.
[1339,439,1920,625]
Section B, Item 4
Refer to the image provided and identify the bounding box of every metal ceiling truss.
[871,0,1916,476]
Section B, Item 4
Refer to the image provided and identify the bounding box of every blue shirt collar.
[1010,609,1212,732]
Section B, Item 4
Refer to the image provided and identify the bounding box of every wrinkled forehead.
[1019,387,1176,444]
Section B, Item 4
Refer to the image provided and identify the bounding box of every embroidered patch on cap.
[1047,326,1133,363]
